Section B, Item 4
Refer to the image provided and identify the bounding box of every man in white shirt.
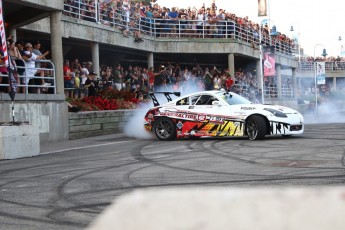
[23,42,49,93]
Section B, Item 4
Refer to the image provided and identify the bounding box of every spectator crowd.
[63,0,294,54]
[2,0,345,103]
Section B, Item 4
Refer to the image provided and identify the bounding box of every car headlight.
[264,108,288,118]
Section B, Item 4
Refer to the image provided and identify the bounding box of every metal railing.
[298,61,345,71]
[63,1,294,56]
[0,59,56,94]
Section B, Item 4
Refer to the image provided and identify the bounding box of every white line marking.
[288,162,297,166]
[41,140,131,155]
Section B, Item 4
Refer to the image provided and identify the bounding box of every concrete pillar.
[91,42,100,78]
[256,59,263,91]
[276,64,281,98]
[333,77,336,92]
[50,11,64,95]
[147,52,154,69]
[227,53,235,77]
[292,68,297,99]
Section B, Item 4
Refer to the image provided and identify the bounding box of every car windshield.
[216,92,253,105]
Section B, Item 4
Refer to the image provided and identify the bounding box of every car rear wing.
[149,92,181,106]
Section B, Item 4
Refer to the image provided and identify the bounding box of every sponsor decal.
[198,114,207,122]
[160,112,198,120]
[209,116,225,124]
[241,107,256,110]
[176,121,183,129]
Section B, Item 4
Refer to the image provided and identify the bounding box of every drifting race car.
[144,90,304,140]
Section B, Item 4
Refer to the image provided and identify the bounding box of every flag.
[263,45,276,76]
[0,0,17,101]
[258,0,268,17]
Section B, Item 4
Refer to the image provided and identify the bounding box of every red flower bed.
[67,89,145,111]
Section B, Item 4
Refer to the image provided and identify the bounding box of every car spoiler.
[149,92,181,106]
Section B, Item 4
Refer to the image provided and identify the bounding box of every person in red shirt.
[225,74,234,92]
[63,59,73,88]
[148,66,161,91]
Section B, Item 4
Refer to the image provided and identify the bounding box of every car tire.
[154,117,176,140]
[246,115,266,140]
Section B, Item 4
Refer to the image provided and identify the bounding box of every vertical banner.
[263,45,275,76]
[0,0,17,100]
[316,62,326,85]
[258,0,267,16]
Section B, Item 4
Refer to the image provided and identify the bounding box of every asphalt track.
[0,122,345,230]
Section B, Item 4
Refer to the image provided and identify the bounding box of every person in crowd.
[113,63,125,91]
[148,66,162,91]
[86,61,93,73]
[102,67,113,90]
[141,67,149,94]
[8,39,27,93]
[63,59,73,89]
[24,42,49,93]
[0,45,8,93]
[84,71,98,96]
[203,67,213,90]
[225,74,234,91]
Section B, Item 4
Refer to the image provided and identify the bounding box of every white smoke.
[303,101,345,124]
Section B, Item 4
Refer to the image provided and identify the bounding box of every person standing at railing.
[84,0,97,22]
[167,7,178,37]
[178,8,188,37]
[32,41,50,91]
[0,46,8,93]
[8,39,27,93]
[196,8,205,38]
[216,9,226,38]
[24,42,49,94]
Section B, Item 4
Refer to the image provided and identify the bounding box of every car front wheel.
[246,115,266,140]
[154,117,176,140]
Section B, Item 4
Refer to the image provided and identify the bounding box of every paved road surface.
[0,123,345,230]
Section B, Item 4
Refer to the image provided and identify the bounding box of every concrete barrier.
[0,124,40,160]
[87,187,345,230]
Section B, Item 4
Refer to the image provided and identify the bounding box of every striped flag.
[258,0,268,17]
[0,0,17,100]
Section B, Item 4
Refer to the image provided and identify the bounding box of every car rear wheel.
[246,115,266,140]
[154,117,176,140]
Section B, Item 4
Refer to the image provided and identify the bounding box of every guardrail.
[0,59,56,94]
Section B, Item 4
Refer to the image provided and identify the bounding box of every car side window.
[176,97,189,106]
[191,95,200,105]
[195,95,218,105]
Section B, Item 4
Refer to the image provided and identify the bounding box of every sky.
[156,0,345,58]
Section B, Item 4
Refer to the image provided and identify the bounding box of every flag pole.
[0,0,18,125]
[11,101,14,124]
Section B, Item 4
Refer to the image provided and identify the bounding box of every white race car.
[144,90,304,140]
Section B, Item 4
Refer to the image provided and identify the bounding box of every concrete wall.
[13,0,63,10]
[0,94,69,142]
[68,110,135,140]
